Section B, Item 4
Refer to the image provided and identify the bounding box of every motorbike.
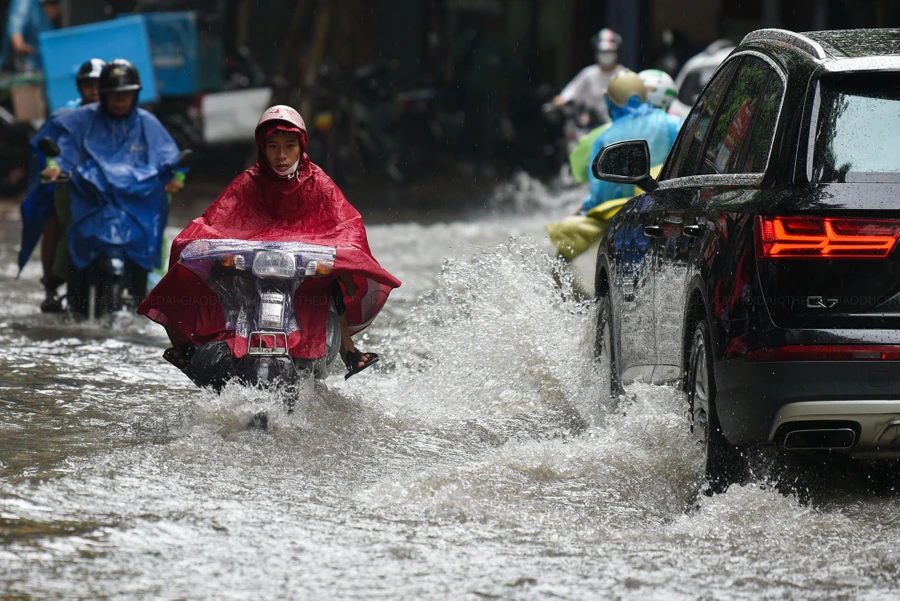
[394,86,452,178]
[305,60,404,187]
[171,239,343,427]
[541,100,606,184]
[37,137,189,321]
[306,60,451,187]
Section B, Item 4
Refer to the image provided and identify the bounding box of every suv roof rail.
[741,28,827,60]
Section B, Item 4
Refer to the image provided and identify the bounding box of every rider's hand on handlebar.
[41,166,62,182]
[543,96,566,114]
[164,178,184,195]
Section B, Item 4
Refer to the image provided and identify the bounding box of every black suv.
[592,28,900,490]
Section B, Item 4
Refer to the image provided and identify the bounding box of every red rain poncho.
[138,113,401,359]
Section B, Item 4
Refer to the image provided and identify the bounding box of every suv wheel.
[595,295,622,401]
[686,319,745,493]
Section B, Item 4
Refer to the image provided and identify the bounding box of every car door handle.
[683,224,703,237]
[644,225,663,238]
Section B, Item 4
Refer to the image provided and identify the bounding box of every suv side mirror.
[592,139,658,192]
[37,137,61,158]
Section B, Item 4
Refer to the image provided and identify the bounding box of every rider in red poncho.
[138,105,401,383]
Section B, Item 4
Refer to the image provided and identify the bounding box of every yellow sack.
[546,165,662,260]
[546,198,630,260]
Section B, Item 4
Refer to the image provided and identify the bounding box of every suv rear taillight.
[745,345,900,362]
[756,216,900,259]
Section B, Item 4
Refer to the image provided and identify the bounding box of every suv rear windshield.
[813,75,900,183]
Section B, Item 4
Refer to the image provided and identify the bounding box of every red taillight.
[745,345,900,362]
[191,93,206,120]
[756,216,900,259]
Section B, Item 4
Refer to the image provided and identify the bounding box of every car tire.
[595,294,623,401]
[686,319,746,493]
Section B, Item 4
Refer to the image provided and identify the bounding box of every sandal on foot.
[163,346,196,376]
[40,276,65,313]
[163,347,187,370]
[342,348,379,380]
[40,295,63,313]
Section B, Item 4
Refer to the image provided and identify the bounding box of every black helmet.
[76,58,106,83]
[98,59,142,94]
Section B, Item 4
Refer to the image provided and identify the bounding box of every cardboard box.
[10,83,46,121]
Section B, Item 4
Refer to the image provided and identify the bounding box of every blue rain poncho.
[40,103,180,272]
[0,0,54,71]
[17,103,79,274]
[583,100,682,214]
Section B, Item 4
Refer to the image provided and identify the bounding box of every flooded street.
[2,182,900,600]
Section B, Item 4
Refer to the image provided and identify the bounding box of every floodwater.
[2,177,900,600]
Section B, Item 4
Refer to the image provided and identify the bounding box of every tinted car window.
[664,59,739,179]
[813,76,900,183]
[699,56,773,175]
[740,73,784,173]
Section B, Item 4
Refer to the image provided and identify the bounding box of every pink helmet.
[255,105,308,150]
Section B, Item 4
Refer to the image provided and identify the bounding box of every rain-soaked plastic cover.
[183,238,336,330]
[138,148,401,359]
[175,240,337,351]
[179,239,337,280]
[142,235,396,359]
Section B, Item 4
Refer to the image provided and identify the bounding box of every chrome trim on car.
[804,81,822,183]
[822,56,900,73]
[782,427,856,450]
[657,173,764,191]
[741,28,827,60]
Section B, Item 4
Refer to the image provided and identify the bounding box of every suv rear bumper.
[769,400,900,457]
[715,358,900,455]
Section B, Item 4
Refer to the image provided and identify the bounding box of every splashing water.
[3,215,900,600]
[368,238,608,423]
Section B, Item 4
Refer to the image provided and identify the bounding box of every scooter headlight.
[252,251,297,279]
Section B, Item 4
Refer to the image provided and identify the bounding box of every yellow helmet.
[606,70,647,108]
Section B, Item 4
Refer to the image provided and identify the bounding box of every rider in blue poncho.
[38,59,182,309]
[18,58,105,311]
[581,70,682,215]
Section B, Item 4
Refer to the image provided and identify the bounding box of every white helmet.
[638,69,677,112]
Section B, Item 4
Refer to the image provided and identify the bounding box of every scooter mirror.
[38,137,61,158]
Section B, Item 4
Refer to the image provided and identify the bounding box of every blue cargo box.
[39,16,159,113]
[143,12,224,97]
